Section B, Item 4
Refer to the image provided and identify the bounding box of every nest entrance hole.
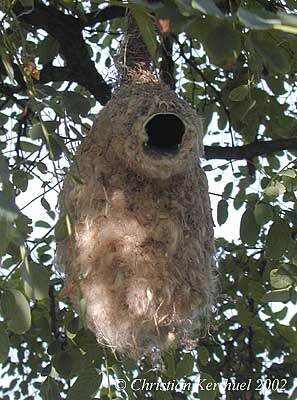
[144,113,185,157]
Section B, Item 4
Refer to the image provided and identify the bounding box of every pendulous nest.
[57,82,216,357]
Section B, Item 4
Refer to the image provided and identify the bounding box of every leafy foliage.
[0,0,296,399]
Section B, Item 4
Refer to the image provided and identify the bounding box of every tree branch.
[83,5,126,27]
[14,1,111,104]
[204,138,297,160]
[0,60,87,92]
[159,35,175,90]
[0,83,22,97]
[39,65,74,84]
[5,3,297,164]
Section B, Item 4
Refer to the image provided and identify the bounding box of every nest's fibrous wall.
[58,83,215,356]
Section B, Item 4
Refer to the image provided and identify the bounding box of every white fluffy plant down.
[57,81,216,357]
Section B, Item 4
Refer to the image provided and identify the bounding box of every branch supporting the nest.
[204,138,297,160]
[84,5,126,27]
[39,65,74,84]
[3,4,296,163]
[118,11,155,84]
[159,35,175,90]
[13,2,111,104]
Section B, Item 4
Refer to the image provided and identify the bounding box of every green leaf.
[49,137,63,161]
[273,306,288,320]
[277,12,297,28]
[41,197,51,212]
[67,317,80,334]
[28,123,43,140]
[0,218,10,255]
[277,324,297,347]
[237,8,279,30]
[37,161,48,174]
[130,5,158,63]
[217,199,228,225]
[62,92,91,118]
[238,8,297,34]
[29,121,59,140]
[40,377,61,400]
[53,351,73,378]
[191,0,223,18]
[223,182,233,197]
[0,325,9,363]
[229,85,249,102]
[203,22,242,67]
[251,33,290,74]
[16,213,32,241]
[240,207,260,245]
[276,12,297,34]
[163,351,175,378]
[0,191,18,222]
[55,214,72,242]
[198,373,218,400]
[35,220,51,228]
[37,35,60,65]
[0,153,9,183]
[67,367,102,400]
[198,346,209,366]
[39,122,63,161]
[262,288,291,303]
[174,1,195,16]
[19,140,41,153]
[175,353,194,378]
[1,53,14,82]
[0,289,31,334]
[279,168,296,178]
[233,189,245,210]
[270,269,293,289]
[253,202,273,225]
[21,262,51,301]
[12,170,30,192]
[0,112,8,127]
[265,75,285,95]
[48,339,62,356]
[266,219,290,259]
[247,279,265,302]
[237,302,253,327]
[289,311,297,328]
[283,175,297,192]
[264,181,286,198]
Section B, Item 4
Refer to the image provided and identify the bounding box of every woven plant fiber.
[57,82,216,356]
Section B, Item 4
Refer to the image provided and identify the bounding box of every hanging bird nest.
[57,13,216,357]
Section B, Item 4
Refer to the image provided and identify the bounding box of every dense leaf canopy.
[0,0,296,399]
